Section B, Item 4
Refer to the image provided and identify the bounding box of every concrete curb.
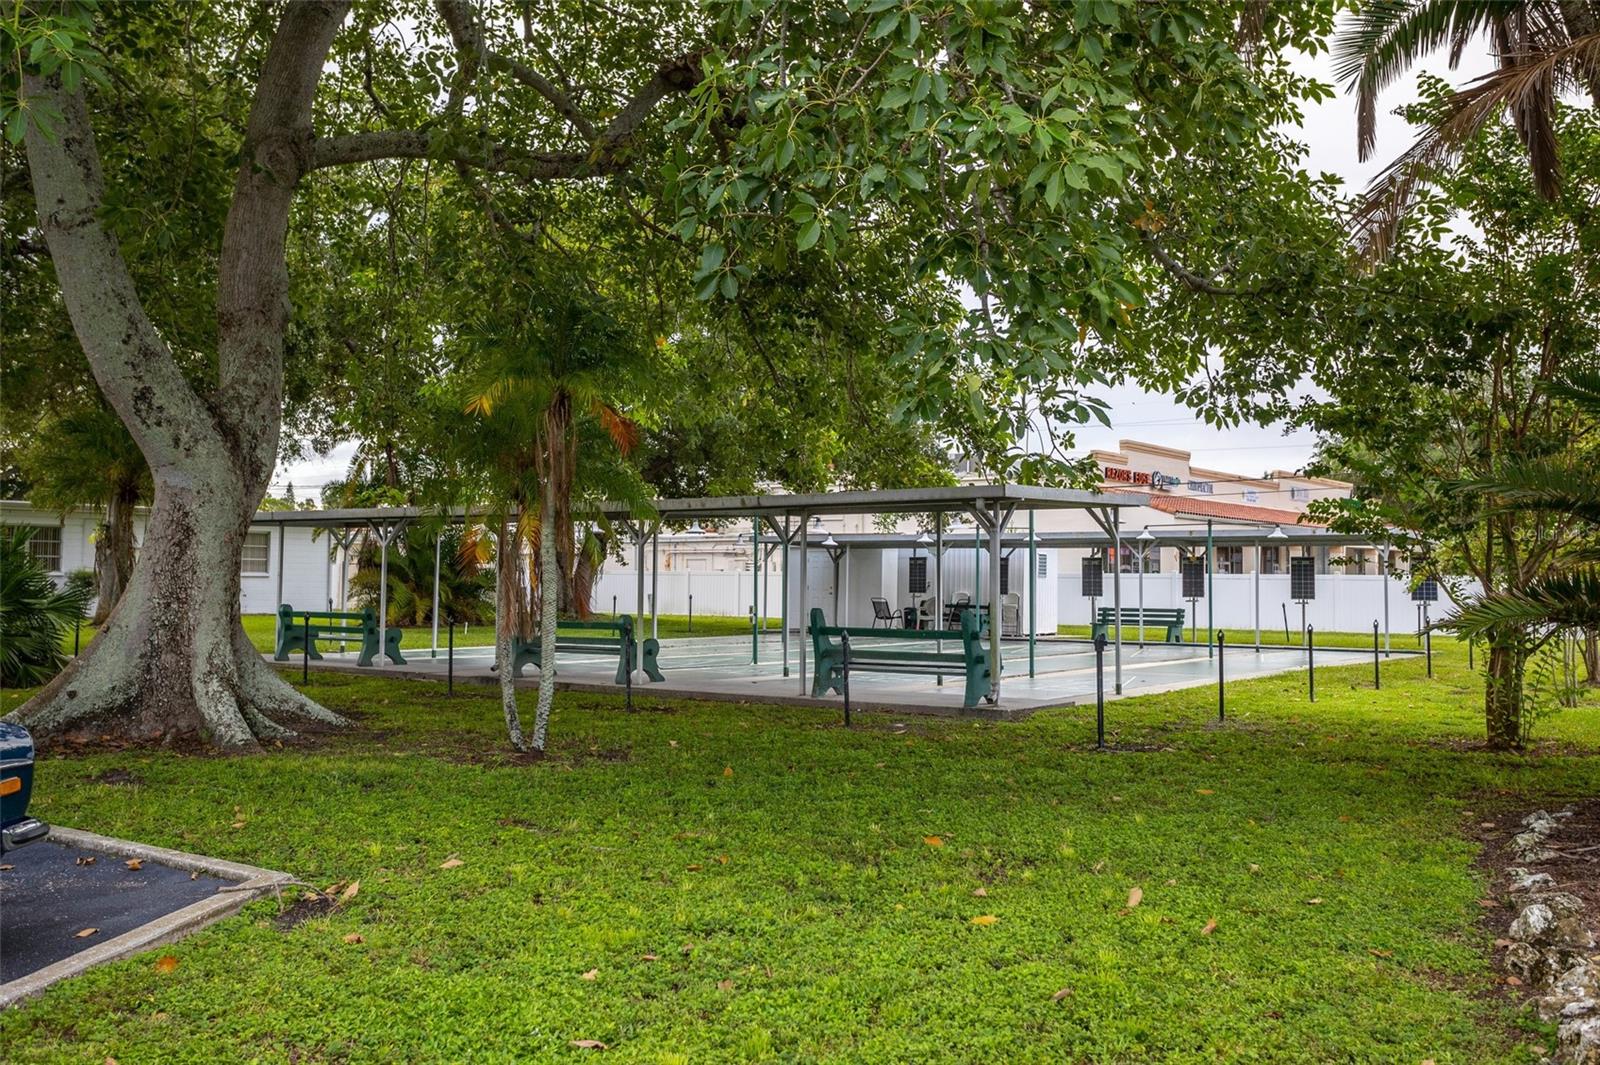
[0,828,293,1010]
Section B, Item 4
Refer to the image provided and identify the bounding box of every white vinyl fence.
[1056,571,1475,638]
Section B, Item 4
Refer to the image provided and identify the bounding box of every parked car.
[0,721,49,852]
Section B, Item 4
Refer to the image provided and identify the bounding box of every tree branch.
[308,129,617,179]
[1138,228,1250,297]
[435,0,597,141]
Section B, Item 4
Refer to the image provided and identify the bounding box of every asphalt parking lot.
[0,838,229,984]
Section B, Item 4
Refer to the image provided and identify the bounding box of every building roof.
[241,484,1151,529]
[1144,495,1326,528]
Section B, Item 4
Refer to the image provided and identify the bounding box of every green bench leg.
[962,658,991,709]
[811,651,844,698]
[1090,622,1106,641]
[1167,624,1183,643]
[275,632,323,662]
[641,639,663,682]
[384,628,406,666]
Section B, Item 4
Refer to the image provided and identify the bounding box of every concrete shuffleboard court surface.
[285,632,1399,718]
[0,828,292,1008]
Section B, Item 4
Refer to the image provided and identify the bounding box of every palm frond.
[1332,1,1504,160]
[1352,28,1600,259]
[1442,568,1600,635]
[1453,456,1600,524]
[1549,369,1600,416]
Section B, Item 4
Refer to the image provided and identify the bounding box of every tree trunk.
[1583,629,1599,688]
[533,488,559,751]
[11,5,353,749]
[91,475,138,625]
[1484,636,1528,750]
[13,472,346,747]
[494,517,527,750]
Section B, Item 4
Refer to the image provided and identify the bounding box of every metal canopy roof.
[246,484,1150,528]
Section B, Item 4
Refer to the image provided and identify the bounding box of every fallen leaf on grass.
[1051,987,1073,1001]
[686,864,703,872]
[640,954,658,962]
[1306,898,1323,906]
[1476,898,1498,909]
[1201,919,1217,936]
[1126,886,1143,909]
[1368,948,1392,958]
[972,887,988,898]
[668,740,679,748]
[124,859,143,871]
[1248,863,1261,873]
[580,969,599,981]
[75,927,99,938]
[230,821,246,830]
[340,880,360,903]
[717,979,734,991]
[970,914,998,926]
[439,857,464,870]
[1506,975,1523,987]
[723,766,733,778]
[1493,938,1512,948]
[342,933,364,945]
[715,855,729,865]
[922,836,944,848]
[569,1040,608,1050]
[154,955,179,973]
[1195,788,1214,795]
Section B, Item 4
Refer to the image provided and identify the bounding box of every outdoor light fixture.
[820,533,839,548]
[916,532,933,547]
[1137,526,1155,543]
[1268,525,1288,540]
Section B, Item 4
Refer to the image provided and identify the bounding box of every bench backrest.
[279,604,374,627]
[1095,607,1184,622]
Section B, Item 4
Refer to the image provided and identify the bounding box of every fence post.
[302,611,310,685]
[1373,620,1381,690]
[612,595,617,619]
[1425,627,1433,679]
[841,630,852,728]
[447,620,454,696]
[1217,630,1225,722]
[688,593,694,634]
[74,616,81,658]
[1094,632,1107,750]
[1307,625,1315,702]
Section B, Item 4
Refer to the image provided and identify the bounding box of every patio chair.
[916,595,938,629]
[945,591,971,628]
[1001,592,1021,637]
[870,597,903,628]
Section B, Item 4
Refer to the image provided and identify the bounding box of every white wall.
[2,502,334,617]
[1056,569,1475,638]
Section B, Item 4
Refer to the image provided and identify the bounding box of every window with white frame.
[23,525,62,572]
[1216,546,1245,574]
[241,531,271,575]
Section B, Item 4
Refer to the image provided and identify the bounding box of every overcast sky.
[273,40,1496,498]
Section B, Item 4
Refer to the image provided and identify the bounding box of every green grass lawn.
[3,644,1597,1062]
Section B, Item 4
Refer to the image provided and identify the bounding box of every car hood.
[0,720,35,763]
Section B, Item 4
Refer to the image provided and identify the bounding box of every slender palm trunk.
[1484,632,1528,749]
[533,487,558,751]
[495,517,526,751]
[1583,629,1599,687]
[91,477,138,625]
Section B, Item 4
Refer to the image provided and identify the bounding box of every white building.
[1,500,331,616]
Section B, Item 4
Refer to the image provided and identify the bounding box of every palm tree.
[461,282,648,752]
[1444,371,1600,681]
[1,527,92,687]
[1334,0,1600,257]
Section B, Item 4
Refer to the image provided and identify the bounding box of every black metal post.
[302,611,310,684]
[612,595,617,619]
[1094,632,1107,750]
[1281,604,1290,643]
[1307,625,1315,702]
[73,616,81,657]
[447,620,454,696]
[1468,638,1474,671]
[1373,620,1381,690]
[688,593,694,634]
[1425,628,1433,678]
[841,630,852,728]
[1217,631,1225,721]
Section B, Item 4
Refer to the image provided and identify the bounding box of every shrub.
[1,527,92,687]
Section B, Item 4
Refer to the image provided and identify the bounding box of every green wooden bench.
[274,605,405,667]
[808,606,992,709]
[506,616,663,684]
[1091,607,1185,643]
